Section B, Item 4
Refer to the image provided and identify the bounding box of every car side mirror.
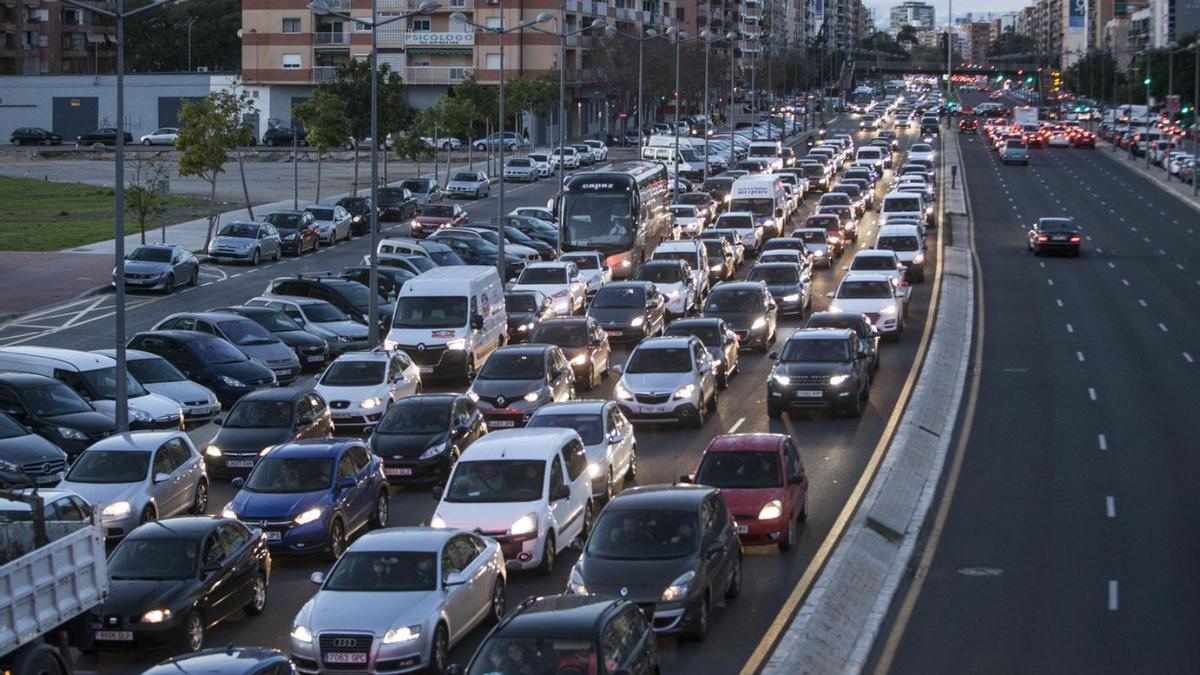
[339,476,356,490]
[788,473,804,485]
[678,473,694,484]
[611,364,623,376]
[298,413,315,426]
[825,291,835,299]
[551,484,571,501]
[443,571,467,587]
[203,561,223,574]
[471,314,484,330]
[432,484,444,500]
[768,351,779,360]
[154,472,171,483]
[447,666,464,675]
[607,429,624,444]
[231,477,245,489]
[310,571,326,585]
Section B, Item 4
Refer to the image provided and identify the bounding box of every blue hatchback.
[222,439,389,557]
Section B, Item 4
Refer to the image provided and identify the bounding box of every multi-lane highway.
[0,114,948,673]
[874,91,1200,673]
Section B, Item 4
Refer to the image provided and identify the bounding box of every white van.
[728,175,788,238]
[384,265,506,382]
[748,140,785,171]
[879,191,931,229]
[0,347,182,428]
[641,145,705,181]
[378,238,431,259]
[854,146,887,173]
[651,240,710,296]
[874,224,927,283]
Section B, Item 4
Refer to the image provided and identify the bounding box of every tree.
[989,31,1035,58]
[125,0,240,73]
[211,85,258,221]
[319,59,409,195]
[176,96,233,249]
[393,129,434,179]
[294,89,350,202]
[896,25,919,50]
[451,75,497,169]
[126,151,170,244]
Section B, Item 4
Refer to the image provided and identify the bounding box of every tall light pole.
[186,16,197,72]
[65,0,175,433]
[605,25,671,151]
[453,8,554,281]
[310,0,441,348]
[1193,39,1198,195]
[671,29,688,201]
[727,31,737,171]
[700,30,716,180]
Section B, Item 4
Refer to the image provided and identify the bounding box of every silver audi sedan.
[289,527,507,674]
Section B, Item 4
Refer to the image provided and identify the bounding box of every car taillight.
[1069,236,1081,243]
[1038,235,1050,242]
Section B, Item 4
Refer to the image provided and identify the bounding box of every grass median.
[0,175,218,252]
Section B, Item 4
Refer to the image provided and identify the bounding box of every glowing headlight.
[219,374,246,388]
[660,570,695,602]
[926,205,934,214]
[221,505,237,519]
[771,373,791,386]
[419,441,451,460]
[615,382,633,400]
[570,353,587,366]
[782,294,800,302]
[630,316,645,328]
[130,408,152,423]
[430,514,447,528]
[360,396,383,410]
[467,391,480,402]
[568,565,589,595]
[101,501,131,520]
[510,513,538,535]
[879,305,897,316]
[291,625,313,644]
[757,499,783,521]
[141,609,172,624]
[517,323,533,332]
[293,507,323,526]
[912,253,925,265]
[56,426,88,441]
[523,391,541,403]
[446,339,467,350]
[751,317,767,330]
[829,374,850,386]
[673,383,696,400]
[204,445,222,458]
[383,625,422,644]
[259,445,277,457]
[588,462,603,478]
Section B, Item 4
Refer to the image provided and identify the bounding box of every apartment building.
[889,1,935,29]
[965,21,991,63]
[1,0,116,75]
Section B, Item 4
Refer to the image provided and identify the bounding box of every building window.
[485,16,502,28]
[485,53,501,69]
[412,58,432,67]
[411,17,431,31]
[282,17,301,33]
[282,53,302,69]
[676,7,684,20]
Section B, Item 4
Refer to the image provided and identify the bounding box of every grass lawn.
[0,175,219,252]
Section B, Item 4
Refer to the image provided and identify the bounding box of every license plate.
[226,460,255,468]
[636,405,659,414]
[325,653,368,665]
[332,413,356,420]
[736,524,749,534]
[265,531,282,541]
[35,473,63,484]
[605,329,622,337]
[95,630,133,641]
[305,355,324,363]
[385,467,414,476]
[419,366,434,374]
[490,420,515,428]
[795,390,823,398]
[1053,235,1067,241]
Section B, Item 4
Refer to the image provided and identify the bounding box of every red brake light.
[1038,235,1050,242]
[1069,235,1081,243]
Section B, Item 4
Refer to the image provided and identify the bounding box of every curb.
[1093,141,1200,216]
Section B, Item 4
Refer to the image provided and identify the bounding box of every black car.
[378,253,439,276]
[261,126,305,146]
[498,222,557,259]
[505,290,558,343]
[10,127,62,146]
[376,187,419,222]
[205,388,333,478]
[502,215,559,248]
[920,119,940,136]
[767,328,871,419]
[368,394,485,484]
[340,265,416,304]
[208,305,330,368]
[1027,217,1081,256]
[426,237,524,280]
[88,517,270,653]
[805,311,880,373]
[267,275,395,330]
[700,237,736,282]
[586,281,667,343]
[701,281,778,350]
[0,410,69,487]
[746,263,811,317]
[702,177,736,208]
[142,646,292,675]
[530,317,613,390]
[663,317,740,388]
[567,484,741,641]
[335,196,375,235]
[126,331,277,407]
[76,127,133,147]
[0,372,115,459]
[762,237,814,269]
[456,594,658,675]
[262,211,320,256]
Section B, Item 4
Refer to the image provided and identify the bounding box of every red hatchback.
[685,433,808,551]
[409,202,468,238]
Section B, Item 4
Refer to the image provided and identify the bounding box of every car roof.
[0,371,66,387]
[267,439,362,459]
[532,399,609,415]
[841,272,895,283]
[125,516,225,541]
[142,646,290,675]
[492,345,554,357]
[494,594,626,640]
[236,387,307,403]
[607,484,713,511]
[350,526,458,552]
[704,433,786,453]
[807,311,868,325]
[787,327,854,341]
[162,311,250,323]
[85,430,187,452]
[461,428,580,461]
[711,281,764,292]
[633,336,694,350]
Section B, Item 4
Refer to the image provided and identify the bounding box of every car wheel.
[265,138,275,147]
[327,519,346,559]
[250,249,260,266]
[163,273,175,295]
[577,501,593,546]
[706,388,719,413]
[140,505,157,524]
[487,579,507,625]
[344,227,351,242]
[188,479,208,515]
[627,446,638,480]
[685,594,710,642]
[427,623,449,674]
[692,398,707,429]
[779,517,796,552]
[176,611,205,653]
[798,492,809,521]
[537,532,556,575]
[768,403,783,420]
[188,269,199,287]
[463,355,477,384]
[843,391,863,418]
[244,573,268,615]
[727,552,743,597]
[584,364,596,391]
[370,490,389,529]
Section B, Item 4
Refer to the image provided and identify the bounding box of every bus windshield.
[561,192,634,249]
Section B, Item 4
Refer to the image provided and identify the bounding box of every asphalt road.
[7,116,943,673]
[875,93,1200,673]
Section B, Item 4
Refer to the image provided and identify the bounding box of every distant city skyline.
[866,0,1026,28]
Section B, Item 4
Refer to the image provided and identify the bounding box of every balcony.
[312,66,338,81]
[405,66,472,84]
[323,0,351,9]
[403,31,475,47]
[313,31,350,45]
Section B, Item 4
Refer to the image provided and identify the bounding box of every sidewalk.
[1097,142,1200,213]
[0,252,114,318]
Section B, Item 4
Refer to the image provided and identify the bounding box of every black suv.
[767,328,871,419]
[261,125,305,146]
[804,311,880,373]
[376,187,419,222]
[266,275,395,330]
[455,595,659,675]
[76,127,133,147]
[10,127,62,146]
[335,196,375,235]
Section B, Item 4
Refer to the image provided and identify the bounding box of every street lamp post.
[310,0,441,348]
[453,8,554,281]
[700,30,715,180]
[1193,39,1198,195]
[65,0,175,432]
[186,16,197,72]
[671,29,687,201]
[605,26,671,152]
[727,32,737,171]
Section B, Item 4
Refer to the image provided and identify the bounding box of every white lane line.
[1121,279,1130,286]
[201,281,214,287]
[1108,262,1116,269]
[1143,237,1151,243]
[1098,433,1108,450]
[1185,352,1195,363]
[1138,299,1147,307]
[1056,299,1064,307]
[1047,279,1055,286]
[1108,581,1119,611]
[1158,249,1166,256]
[1106,496,1116,518]
[1039,261,1045,268]
[1158,323,1169,332]
[1089,387,1098,401]
[1066,323,1074,333]
[728,417,746,434]
[1077,351,1086,362]
[230,273,243,278]
[1178,263,1186,270]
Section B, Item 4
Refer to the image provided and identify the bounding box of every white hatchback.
[826,272,907,339]
[314,349,422,433]
[558,252,611,296]
[526,400,637,502]
[510,262,588,315]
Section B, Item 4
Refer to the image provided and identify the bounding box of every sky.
[865,0,1029,29]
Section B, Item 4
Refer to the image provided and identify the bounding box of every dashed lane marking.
[1098,434,1108,450]
[1108,581,1119,611]
[1089,387,1098,401]
[1184,352,1195,363]
[1076,351,1086,362]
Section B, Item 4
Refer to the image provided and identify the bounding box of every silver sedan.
[304,204,353,244]
[290,527,507,674]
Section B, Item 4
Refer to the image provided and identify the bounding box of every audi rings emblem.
[332,637,358,648]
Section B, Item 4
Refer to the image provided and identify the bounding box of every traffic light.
[1143,77,1151,86]
[995,74,1004,82]
[1026,76,1034,84]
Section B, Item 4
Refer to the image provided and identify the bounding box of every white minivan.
[431,428,593,574]
[728,175,788,239]
[384,265,506,382]
[880,191,931,229]
[874,224,928,283]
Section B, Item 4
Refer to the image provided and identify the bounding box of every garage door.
[52,97,98,141]
[157,96,206,128]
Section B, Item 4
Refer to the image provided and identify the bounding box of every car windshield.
[1006,140,1026,148]
[400,180,432,193]
[1040,220,1076,233]
[422,205,454,218]
[820,194,850,207]
[911,144,933,153]
[730,198,774,217]
[531,323,588,347]
[678,194,710,205]
[586,509,698,559]
[78,366,148,399]
[217,319,277,346]
[705,288,760,313]
[264,213,302,229]
[324,551,438,592]
[702,241,724,256]
[376,400,449,434]
[243,309,302,332]
[627,347,691,374]
[446,460,545,503]
[392,297,467,329]
[562,255,598,270]
[468,639,597,675]
[127,247,171,263]
[321,360,385,387]
[378,188,408,201]
[452,173,478,183]
[109,539,197,580]
[876,235,920,252]
[851,256,896,271]
[20,383,93,416]
[592,286,644,308]
[0,413,27,439]
[518,267,567,285]
[245,457,333,493]
[781,339,851,362]
[65,450,149,483]
[126,357,185,384]
[636,264,683,284]
[718,216,753,229]
[188,335,250,364]
[217,223,259,239]
[224,400,293,428]
[696,450,782,489]
[477,352,545,380]
[561,192,634,248]
[795,230,826,244]
[508,159,531,167]
[837,280,893,299]
[670,206,697,217]
[306,208,334,220]
[664,324,721,345]
[505,294,539,313]
[526,413,603,445]
[747,267,798,283]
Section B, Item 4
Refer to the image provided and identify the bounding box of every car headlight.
[419,441,451,460]
[446,339,467,350]
[140,609,172,624]
[467,391,480,402]
[517,323,533,332]
[221,504,238,519]
[129,408,151,423]
[101,501,132,520]
[523,390,542,403]
[763,219,775,229]
[660,570,695,602]
[781,293,800,302]
[751,317,767,330]
[588,462,603,479]
[293,507,323,526]
[570,353,587,366]
[0,458,17,472]
[56,426,88,441]
[829,374,850,386]
[757,500,783,521]
[879,305,897,316]
[219,374,246,388]
[360,396,383,410]
[204,445,222,458]
[912,253,925,265]
[630,316,645,328]
[291,625,313,644]
[568,565,589,595]
[615,381,633,401]
[383,625,423,644]
[771,373,791,386]
[510,513,538,535]
[673,383,696,400]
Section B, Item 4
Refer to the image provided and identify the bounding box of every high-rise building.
[889,1,936,29]
[966,21,992,63]
[1,0,116,75]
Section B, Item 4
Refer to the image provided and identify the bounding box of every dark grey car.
[114,244,199,293]
[152,312,302,385]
